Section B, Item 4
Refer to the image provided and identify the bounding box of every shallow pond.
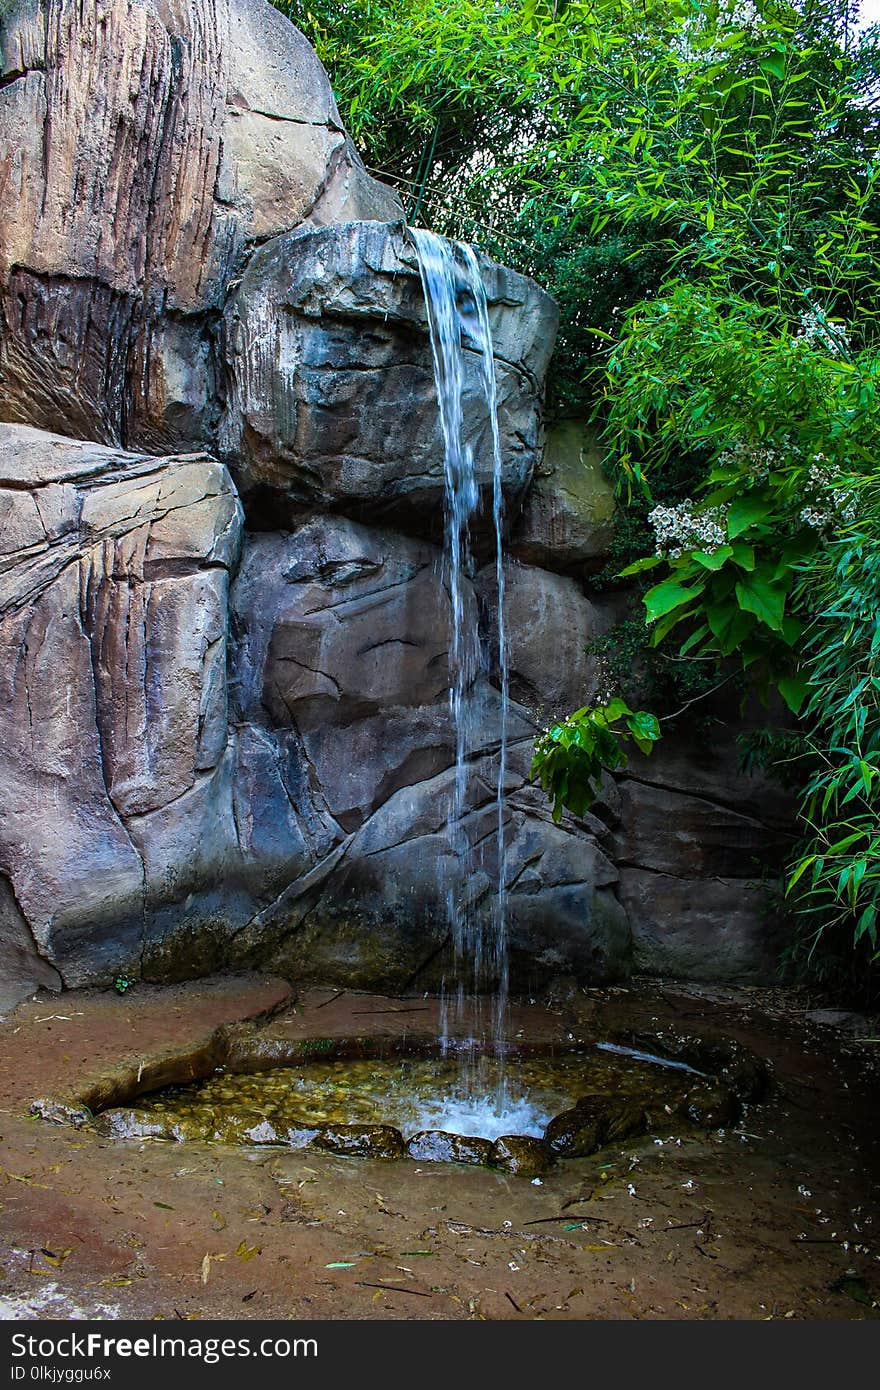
[130,1045,711,1150]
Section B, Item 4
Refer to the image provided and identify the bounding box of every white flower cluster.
[728,0,761,27]
[649,498,729,559]
[796,309,851,358]
[673,0,761,62]
[798,452,858,531]
[716,438,781,484]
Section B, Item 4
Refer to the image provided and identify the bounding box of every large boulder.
[0,422,246,983]
[511,419,616,573]
[0,0,401,452]
[218,220,558,535]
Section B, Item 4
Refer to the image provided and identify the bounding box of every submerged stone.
[407,1131,495,1166]
[491,1135,552,1177]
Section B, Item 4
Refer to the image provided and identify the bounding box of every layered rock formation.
[0,0,792,1010]
[0,0,401,453]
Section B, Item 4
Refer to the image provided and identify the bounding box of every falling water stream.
[410,228,514,1133]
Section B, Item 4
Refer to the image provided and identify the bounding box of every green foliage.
[532,700,661,823]
[786,493,880,957]
[114,974,134,995]
[587,614,728,716]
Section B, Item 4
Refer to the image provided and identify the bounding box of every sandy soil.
[0,974,877,1321]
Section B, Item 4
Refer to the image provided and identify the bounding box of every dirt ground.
[0,973,878,1321]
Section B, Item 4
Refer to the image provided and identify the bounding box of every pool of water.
[136,1048,697,1143]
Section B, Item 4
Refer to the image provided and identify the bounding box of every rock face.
[219,220,556,534]
[0,0,401,453]
[512,420,616,572]
[0,0,794,1008]
[0,424,244,984]
[613,734,794,981]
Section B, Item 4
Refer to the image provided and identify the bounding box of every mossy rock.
[92,1107,207,1142]
[491,1134,552,1177]
[676,1083,740,1129]
[312,1123,406,1160]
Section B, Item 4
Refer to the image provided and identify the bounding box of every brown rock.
[0,0,401,451]
[490,1134,552,1177]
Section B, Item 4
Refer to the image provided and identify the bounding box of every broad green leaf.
[627,710,661,743]
[644,579,704,622]
[692,545,733,571]
[778,674,809,715]
[727,495,773,538]
[618,555,663,577]
[760,55,786,81]
[730,542,756,570]
[735,572,786,630]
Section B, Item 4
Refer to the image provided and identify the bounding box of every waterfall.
[410,228,510,1101]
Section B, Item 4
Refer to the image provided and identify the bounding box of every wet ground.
[0,974,878,1320]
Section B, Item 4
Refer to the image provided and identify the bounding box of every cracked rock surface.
[0,0,401,452]
[0,1,794,1006]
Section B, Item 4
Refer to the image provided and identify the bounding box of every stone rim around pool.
[31,1028,768,1180]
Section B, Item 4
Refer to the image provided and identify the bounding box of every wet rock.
[406,1131,495,1166]
[30,1099,92,1129]
[491,1135,552,1177]
[477,560,611,720]
[544,1091,649,1154]
[91,1108,206,1142]
[312,1123,406,1160]
[224,518,631,993]
[603,1098,649,1144]
[284,1126,324,1152]
[543,1107,606,1159]
[677,1083,740,1129]
[220,221,556,535]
